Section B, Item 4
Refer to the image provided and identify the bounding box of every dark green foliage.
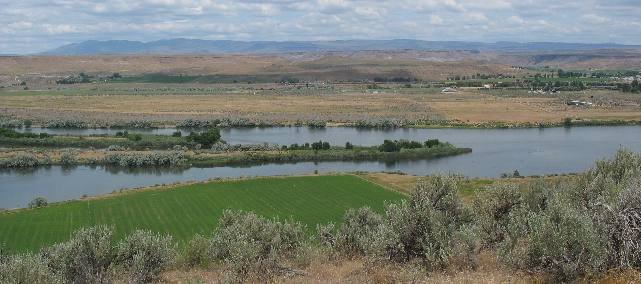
[379,139,440,152]
[0,128,41,139]
[424,139,440,148]
[345,142,353,149]
[187,128,221,148]
[128,134,143,141]
[172,131,182,137]
[311,140,331,150]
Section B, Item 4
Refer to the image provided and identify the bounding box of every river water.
[3,125,640,208]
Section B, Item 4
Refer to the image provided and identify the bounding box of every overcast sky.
[1,0,641,54]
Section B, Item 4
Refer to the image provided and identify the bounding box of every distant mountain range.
[42,39,641,55]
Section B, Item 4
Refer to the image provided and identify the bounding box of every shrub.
[187,128,221,148]
[115,230,175,283]
[182,234,211,268]
[500,198,605,281]
[325,176,472,270]
[311,140,330,151]
[210,210,305,278]
[379,176,469,269]
[333,207,384,255]
[128,134,143,141]
[59,151,76,166]
[424,139,440,148]
[106,144,126,151]
[601,179,641,269]
[43,120,88,129]
[0,254,61,284]
[103,151,187,167]
[0,154,39,168]
[172,131,182,137]
[28,197,48,209]
[345,142,353,149]
[41,226,114,283]
[474,185,522,248]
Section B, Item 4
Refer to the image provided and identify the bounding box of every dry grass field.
[2,87,639,125]
[1,52,640,126]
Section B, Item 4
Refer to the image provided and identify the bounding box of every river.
[3,125,640,208]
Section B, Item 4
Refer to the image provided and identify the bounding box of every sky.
[1,0,641,54]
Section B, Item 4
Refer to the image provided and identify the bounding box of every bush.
[0,254,60,284]
[182,234,211,268]
[106,144,126,151]
[172,131,182,137]
[345,142,353,150]
[500,197,605,281]
[41,226,114,283]
[424,139,440,148]
[324,176,472,270]
[333,207,384,255]
[59,151,76,166]
[28,197,48,209]
[601,179,641,269]
[311,140,330,151]
[103,151,187,167]
[187,128,221,148]
[210,210,305,278]
[0,154,39,168]
[115,230,175,283]
[380,176,469,269]
[128,134,143,141]
[474,185,521,248]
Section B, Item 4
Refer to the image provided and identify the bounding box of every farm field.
[0,174,405,252]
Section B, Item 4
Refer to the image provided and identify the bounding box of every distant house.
[441,87,457,93]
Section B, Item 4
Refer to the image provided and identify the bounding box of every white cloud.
[0,0,640,54]
[430,15,443,25]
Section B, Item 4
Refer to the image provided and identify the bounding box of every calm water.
[3,126,641,208]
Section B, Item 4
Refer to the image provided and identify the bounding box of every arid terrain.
[1,50,640,127]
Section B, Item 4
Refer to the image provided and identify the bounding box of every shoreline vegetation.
[2,116,641,130]
[0,128,471,168]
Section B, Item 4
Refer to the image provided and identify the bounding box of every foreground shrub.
[324,176,473,270]
[601,179,641,269]
[210,210,305,278]
[41,226,114,283]
[182,234,211,268]
[501,197,606,281]
[333,207,384,255]
[0,254,60,284]
[380,176,470,269]
[474,185,522,248]
[115,230,175,283]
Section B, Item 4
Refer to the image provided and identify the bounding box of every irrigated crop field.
[0,175,405,252]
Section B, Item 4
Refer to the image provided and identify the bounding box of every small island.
[0,128,471,168]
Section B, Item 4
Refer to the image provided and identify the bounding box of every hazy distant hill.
[42,39,641,55]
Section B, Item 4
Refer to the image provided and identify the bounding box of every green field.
[0,175,405,252]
